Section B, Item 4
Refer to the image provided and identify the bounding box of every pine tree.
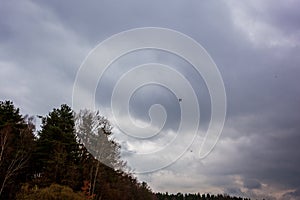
[34,104,80,189]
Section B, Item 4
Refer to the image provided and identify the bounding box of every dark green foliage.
[34,104,81,189]
[0,100,22,128]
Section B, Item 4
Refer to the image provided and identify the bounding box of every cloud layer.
[1,0,300,199]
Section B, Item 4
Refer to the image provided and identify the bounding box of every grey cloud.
[95,49,211,132]
[282,188,300,200]
[1,0,300,199]
[243,179,262,189]
[0,0,90,115]
[224,187,243,197]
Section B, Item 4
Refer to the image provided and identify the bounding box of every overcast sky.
[1,1,300,199]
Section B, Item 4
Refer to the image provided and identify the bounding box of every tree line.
[0,100,153,199]
[155,192,252,200]
[0,100,252,200]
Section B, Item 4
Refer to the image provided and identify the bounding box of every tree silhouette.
[34,104,81,188]
[0,101,35,199]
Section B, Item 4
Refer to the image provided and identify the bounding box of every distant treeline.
[155,192,252,200]
[0,100,251,200]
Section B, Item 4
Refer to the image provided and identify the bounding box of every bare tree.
[0,125,33,197]
[0,126,10,166]
[75,109,125,196]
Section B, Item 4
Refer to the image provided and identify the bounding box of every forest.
[0,100,252,200]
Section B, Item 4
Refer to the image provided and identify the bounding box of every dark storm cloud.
[33,0,193,44]
[95,49,211,132]
[243,179,262,189]
[1,0,300,199]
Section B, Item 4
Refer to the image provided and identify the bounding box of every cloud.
[0,0,90,114]
[225,0,300,47]
[282,188,300,200]
[243,179,262,190]
[1,0,300,199]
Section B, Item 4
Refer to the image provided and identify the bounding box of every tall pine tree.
[34,104,80,189]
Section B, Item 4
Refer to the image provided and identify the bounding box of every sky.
[1,0,300,199]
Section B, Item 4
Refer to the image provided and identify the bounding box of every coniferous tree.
[34,104,81,189]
